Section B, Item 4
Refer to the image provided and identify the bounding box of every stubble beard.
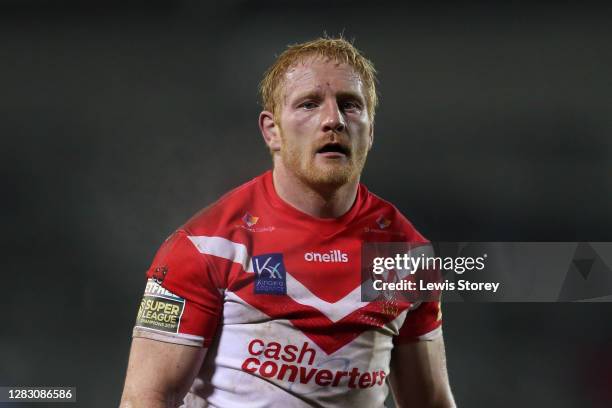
[279,131,369,191]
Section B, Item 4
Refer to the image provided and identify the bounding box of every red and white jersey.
[133,171,442,408]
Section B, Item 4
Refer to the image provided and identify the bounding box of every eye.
[340,101,361,111]
[299,101,318,110]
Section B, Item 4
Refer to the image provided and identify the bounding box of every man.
[120,37,455,408]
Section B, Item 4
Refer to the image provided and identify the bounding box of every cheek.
[282,112,319,141]
[348,118,371,142]
[292,111,319,132]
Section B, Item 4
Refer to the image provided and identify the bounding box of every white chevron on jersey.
[187,235,368,323]
[188,235,255,273]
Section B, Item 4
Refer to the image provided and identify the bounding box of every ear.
[259,110,281,152]
[368,122,374,150]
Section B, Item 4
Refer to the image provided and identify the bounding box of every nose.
[321,100,346,134]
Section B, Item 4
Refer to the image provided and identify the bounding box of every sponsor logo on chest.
[241,338,387,389]
[253,253,287,295]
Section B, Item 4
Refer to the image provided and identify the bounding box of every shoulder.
[180,173,265,237]
[361,184,428,243]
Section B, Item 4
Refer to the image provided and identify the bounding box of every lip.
[316,151,348,159]
[316,142,350,158]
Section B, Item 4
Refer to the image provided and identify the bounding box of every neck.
[272,163,359,219]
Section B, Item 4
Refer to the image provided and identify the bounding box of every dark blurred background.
[2,1,611,407]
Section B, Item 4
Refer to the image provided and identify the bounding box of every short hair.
[259,37,378,122]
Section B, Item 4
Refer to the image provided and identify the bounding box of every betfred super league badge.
[253,253,287,295]
[136,279,185,333]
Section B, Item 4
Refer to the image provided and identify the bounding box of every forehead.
[281,56,364,101]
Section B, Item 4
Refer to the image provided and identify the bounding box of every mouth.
[316,143,350,159]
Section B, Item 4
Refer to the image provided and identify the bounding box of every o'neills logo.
[241,339,386,388]
[304,250,348,263]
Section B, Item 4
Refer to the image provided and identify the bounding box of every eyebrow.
[336,91,366,105]
[290,90,365,106]
[291,90,323,104]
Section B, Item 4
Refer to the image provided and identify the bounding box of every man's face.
[275,56,373,189]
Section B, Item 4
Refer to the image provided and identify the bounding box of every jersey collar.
[260,170,366,237]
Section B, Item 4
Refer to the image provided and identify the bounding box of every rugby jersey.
[133,170,442,407]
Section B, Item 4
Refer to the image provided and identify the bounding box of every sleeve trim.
[417,325,442,341]
[133,326,207,347]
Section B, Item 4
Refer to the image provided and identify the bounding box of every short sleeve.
[394,301,443,344]
[132,230,224,347]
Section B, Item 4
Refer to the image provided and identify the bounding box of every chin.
[281,150,364,190]
[302,164,356,188]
